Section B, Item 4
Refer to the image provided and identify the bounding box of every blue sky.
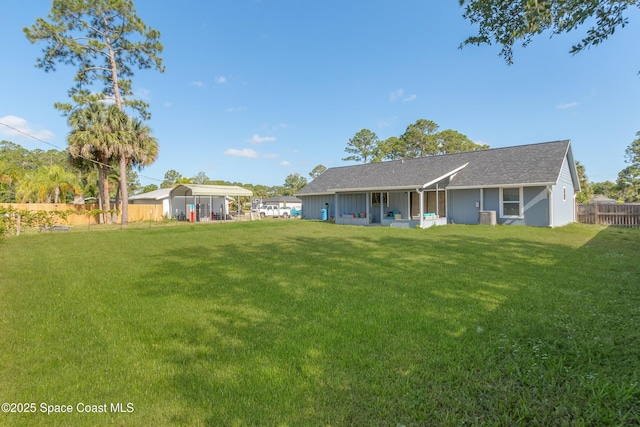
[1,1,639,188]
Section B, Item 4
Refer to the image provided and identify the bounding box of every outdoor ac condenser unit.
[479,210,497,225]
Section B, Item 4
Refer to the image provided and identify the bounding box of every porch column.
[406,192,410,220]
[419,190,424,228]
[379,192,384,223]
[366,192,370,220]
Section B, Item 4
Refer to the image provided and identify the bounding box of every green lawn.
[0,221,638,426]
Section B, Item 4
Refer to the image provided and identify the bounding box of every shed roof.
[129,188,172,201]
[296,140,579,195]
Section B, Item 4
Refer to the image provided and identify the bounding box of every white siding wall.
[551,157,576,226]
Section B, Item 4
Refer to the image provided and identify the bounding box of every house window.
[371,192,388,207]
[500,187,523,217]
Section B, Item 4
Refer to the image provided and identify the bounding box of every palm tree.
[112,116,159,224]
[67,103,124,224]
[15,165,79,203]
[0,159,21,202]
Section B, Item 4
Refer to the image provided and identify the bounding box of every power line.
[0,121,162,183]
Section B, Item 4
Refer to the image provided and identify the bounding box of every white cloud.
[557,101,578,109]
[0,115,54,141]
[224,148,259,158]
[248,134,276,144]
[227,107,246,113]
[263,153,279,159]
[280,160,291,166]
[390,89,404,101]
[191,81,204,87]
[215,75,227,84]
[390,89,416,102]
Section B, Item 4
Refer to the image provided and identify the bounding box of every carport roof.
[170,184,253,197]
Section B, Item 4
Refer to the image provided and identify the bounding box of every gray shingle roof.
[297,140,574,195]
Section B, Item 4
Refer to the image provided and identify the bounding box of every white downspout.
[547,186,554,228]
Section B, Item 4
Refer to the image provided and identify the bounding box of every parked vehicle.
[258,205,291,218]
[290,207,302,218]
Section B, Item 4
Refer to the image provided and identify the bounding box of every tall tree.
[283,173,308,195]
[459,0,639,66]
[343,129,380,164]
[111,115,159,224]
[617,131,640,202]
[191,172,211,185]
[160,170,183,188]
[437,129,489,154]
[309,164,327,179]
[401,119,440,157]
[67,103,124,224]
[25,0,164,223]
[575,161,592,203]
[379,136,405,161]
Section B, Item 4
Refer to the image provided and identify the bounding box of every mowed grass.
[0,221,638,426]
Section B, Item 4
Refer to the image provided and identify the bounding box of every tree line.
[343,119,489,164]
[0,140,319,206]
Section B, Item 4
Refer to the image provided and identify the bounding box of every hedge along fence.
[0,203,165,226]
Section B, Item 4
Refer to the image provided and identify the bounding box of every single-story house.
[295,140,580,228]
[129,184,253,221]
[261,196,303,211]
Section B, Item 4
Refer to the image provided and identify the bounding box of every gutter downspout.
[547,186,554,228]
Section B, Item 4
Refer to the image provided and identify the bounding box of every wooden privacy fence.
[577,203,640,227]
[0,203,164,225]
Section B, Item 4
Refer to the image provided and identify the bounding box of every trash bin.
[321,209,328,221]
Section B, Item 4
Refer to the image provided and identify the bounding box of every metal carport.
[169,184,253,221]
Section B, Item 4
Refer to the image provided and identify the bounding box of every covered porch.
[331,164,466,228]
[333,186,447,228]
